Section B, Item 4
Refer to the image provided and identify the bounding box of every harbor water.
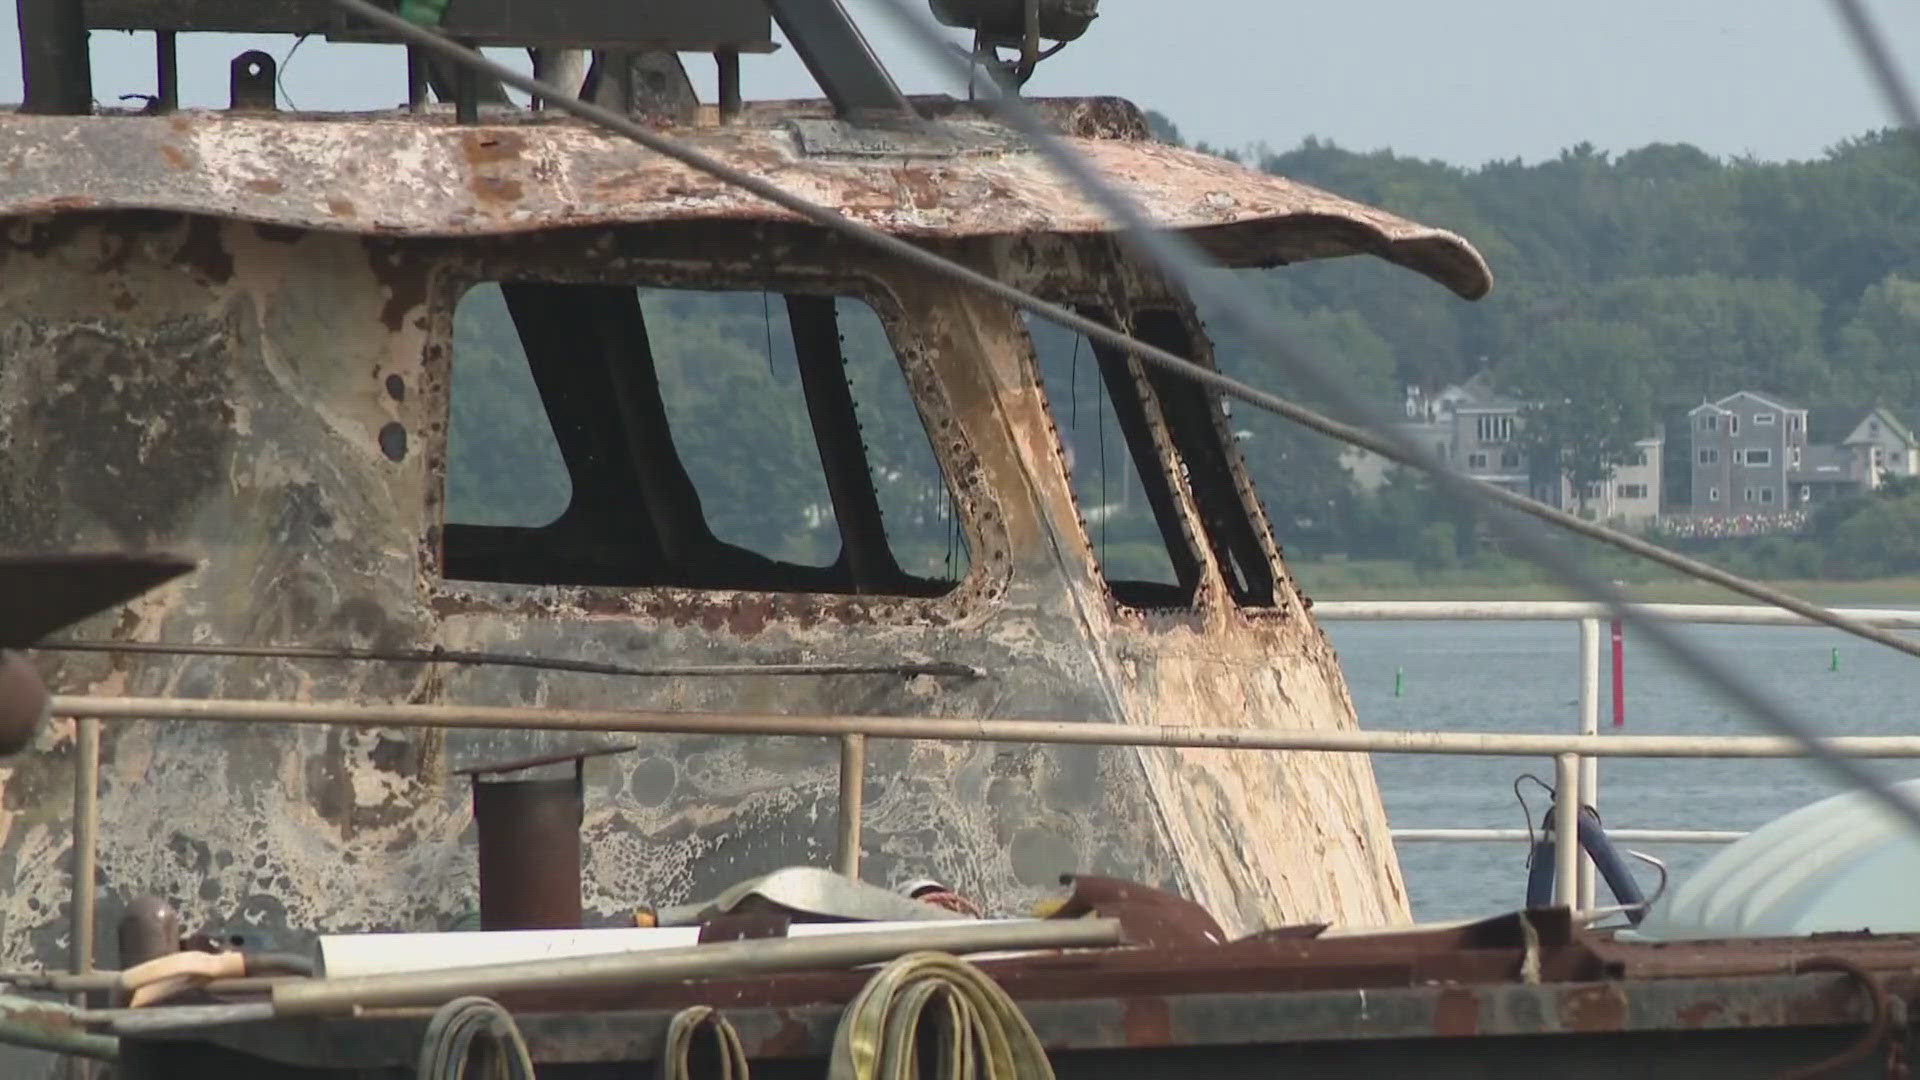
[1328,616,1920,922]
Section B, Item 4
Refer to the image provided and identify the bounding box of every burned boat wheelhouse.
[0,0,1492,980]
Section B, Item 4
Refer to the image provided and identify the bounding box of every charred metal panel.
[0,208,1410,1016]
[0,108,1492,300]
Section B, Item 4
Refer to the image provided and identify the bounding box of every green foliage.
[1237,127,1920,407]
[1499,318,1655,505]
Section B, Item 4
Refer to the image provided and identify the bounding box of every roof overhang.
[0,103,1493,301]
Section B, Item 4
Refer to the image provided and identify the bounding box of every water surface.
[1325,617,1920,921]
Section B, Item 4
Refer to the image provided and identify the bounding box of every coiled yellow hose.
[657,1005,752,1080]
[829,951,1053,1080]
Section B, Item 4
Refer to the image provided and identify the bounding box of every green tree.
[1588,274,1828,401]
[1835,275,1920,405]
[1500,319,1656,515]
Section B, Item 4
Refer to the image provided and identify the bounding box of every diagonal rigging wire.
[1829,0,1920,136]
[326,0,1920,834]
[866,0,1920,832]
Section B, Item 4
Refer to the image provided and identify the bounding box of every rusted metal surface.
[0,210,1416,986]
[114,898,181,971]
[0,654,48,758]
[0,73,1493,1014]
[0,100,1492,300]
[1047,874,1225,947]
[468,764,585,930]
[119,918,1920,1072]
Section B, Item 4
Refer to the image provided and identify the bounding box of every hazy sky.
[3,0,1918,165]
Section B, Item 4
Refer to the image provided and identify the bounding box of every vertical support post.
[155,31,179,113]
[1552,752,1580,910]
[71,717,99,977]
[66,716,101,1080]
[1610,619,1625,728]
[716,49,742,122]
[16,0,93,115]
[1576,618,1600,911]
[836,733,865,880]
[406,46,429,112]
[454,53,480,124]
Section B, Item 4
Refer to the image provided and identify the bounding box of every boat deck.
[115,908,1919,1078]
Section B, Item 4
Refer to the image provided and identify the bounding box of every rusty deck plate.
[130,913,1920,1071]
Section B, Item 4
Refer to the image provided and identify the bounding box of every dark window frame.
[1020,300,1283,611]
[425,266,986,610]
[1130,308,1278,609]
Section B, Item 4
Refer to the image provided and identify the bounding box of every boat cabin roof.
[0,96,1492,300]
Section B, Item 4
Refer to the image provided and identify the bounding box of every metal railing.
[1314,600,1920,907]
[41,601,1920,975]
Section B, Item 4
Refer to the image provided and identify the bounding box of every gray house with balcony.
[1447,373,1531,496]
[1800,406,1920,503]
[1687,391,1807,516]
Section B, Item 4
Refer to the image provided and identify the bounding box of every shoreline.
[1295,573,1920,606]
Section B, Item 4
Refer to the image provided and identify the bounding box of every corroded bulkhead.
[0,97,1490,969]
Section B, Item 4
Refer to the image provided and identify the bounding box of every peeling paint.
[0,99,1491,978]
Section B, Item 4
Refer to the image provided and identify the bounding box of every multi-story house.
[1530,433,1664,526]
[1607,434,1665,524]
[1687,391,1808,516]
[1687,396,1920,514]
[1445,373,1530,496]
[1343,375,1663,524]
[1802,406,1920,503]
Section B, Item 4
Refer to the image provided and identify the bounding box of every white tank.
[1633,776,1920,940]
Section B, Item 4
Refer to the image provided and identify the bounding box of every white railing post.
[1553,752,1580,908]
[836,733,865,881]
[1577,618,1600,910]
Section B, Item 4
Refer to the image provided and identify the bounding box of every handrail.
[1392,828,1746,844]
[1314,599,1920,905]
[47,600,1919,983]
[1313,601,1920,627]
[46,695,1920,758]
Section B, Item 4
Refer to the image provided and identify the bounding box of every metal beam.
[760,0,912,118]
[16,0,91,114]
[1313,599,1920,628]
[50,694,1920,759]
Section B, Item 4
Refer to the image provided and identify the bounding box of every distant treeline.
[1148,112,1920,571]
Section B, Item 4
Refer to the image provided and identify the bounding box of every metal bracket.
[759,0,912,120]
[228,50,278,110]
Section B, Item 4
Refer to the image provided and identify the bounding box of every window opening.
[1025,309,1197,608]
[446,284,573,528]
[442,282,966,596]
[1133,309,1276,607]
